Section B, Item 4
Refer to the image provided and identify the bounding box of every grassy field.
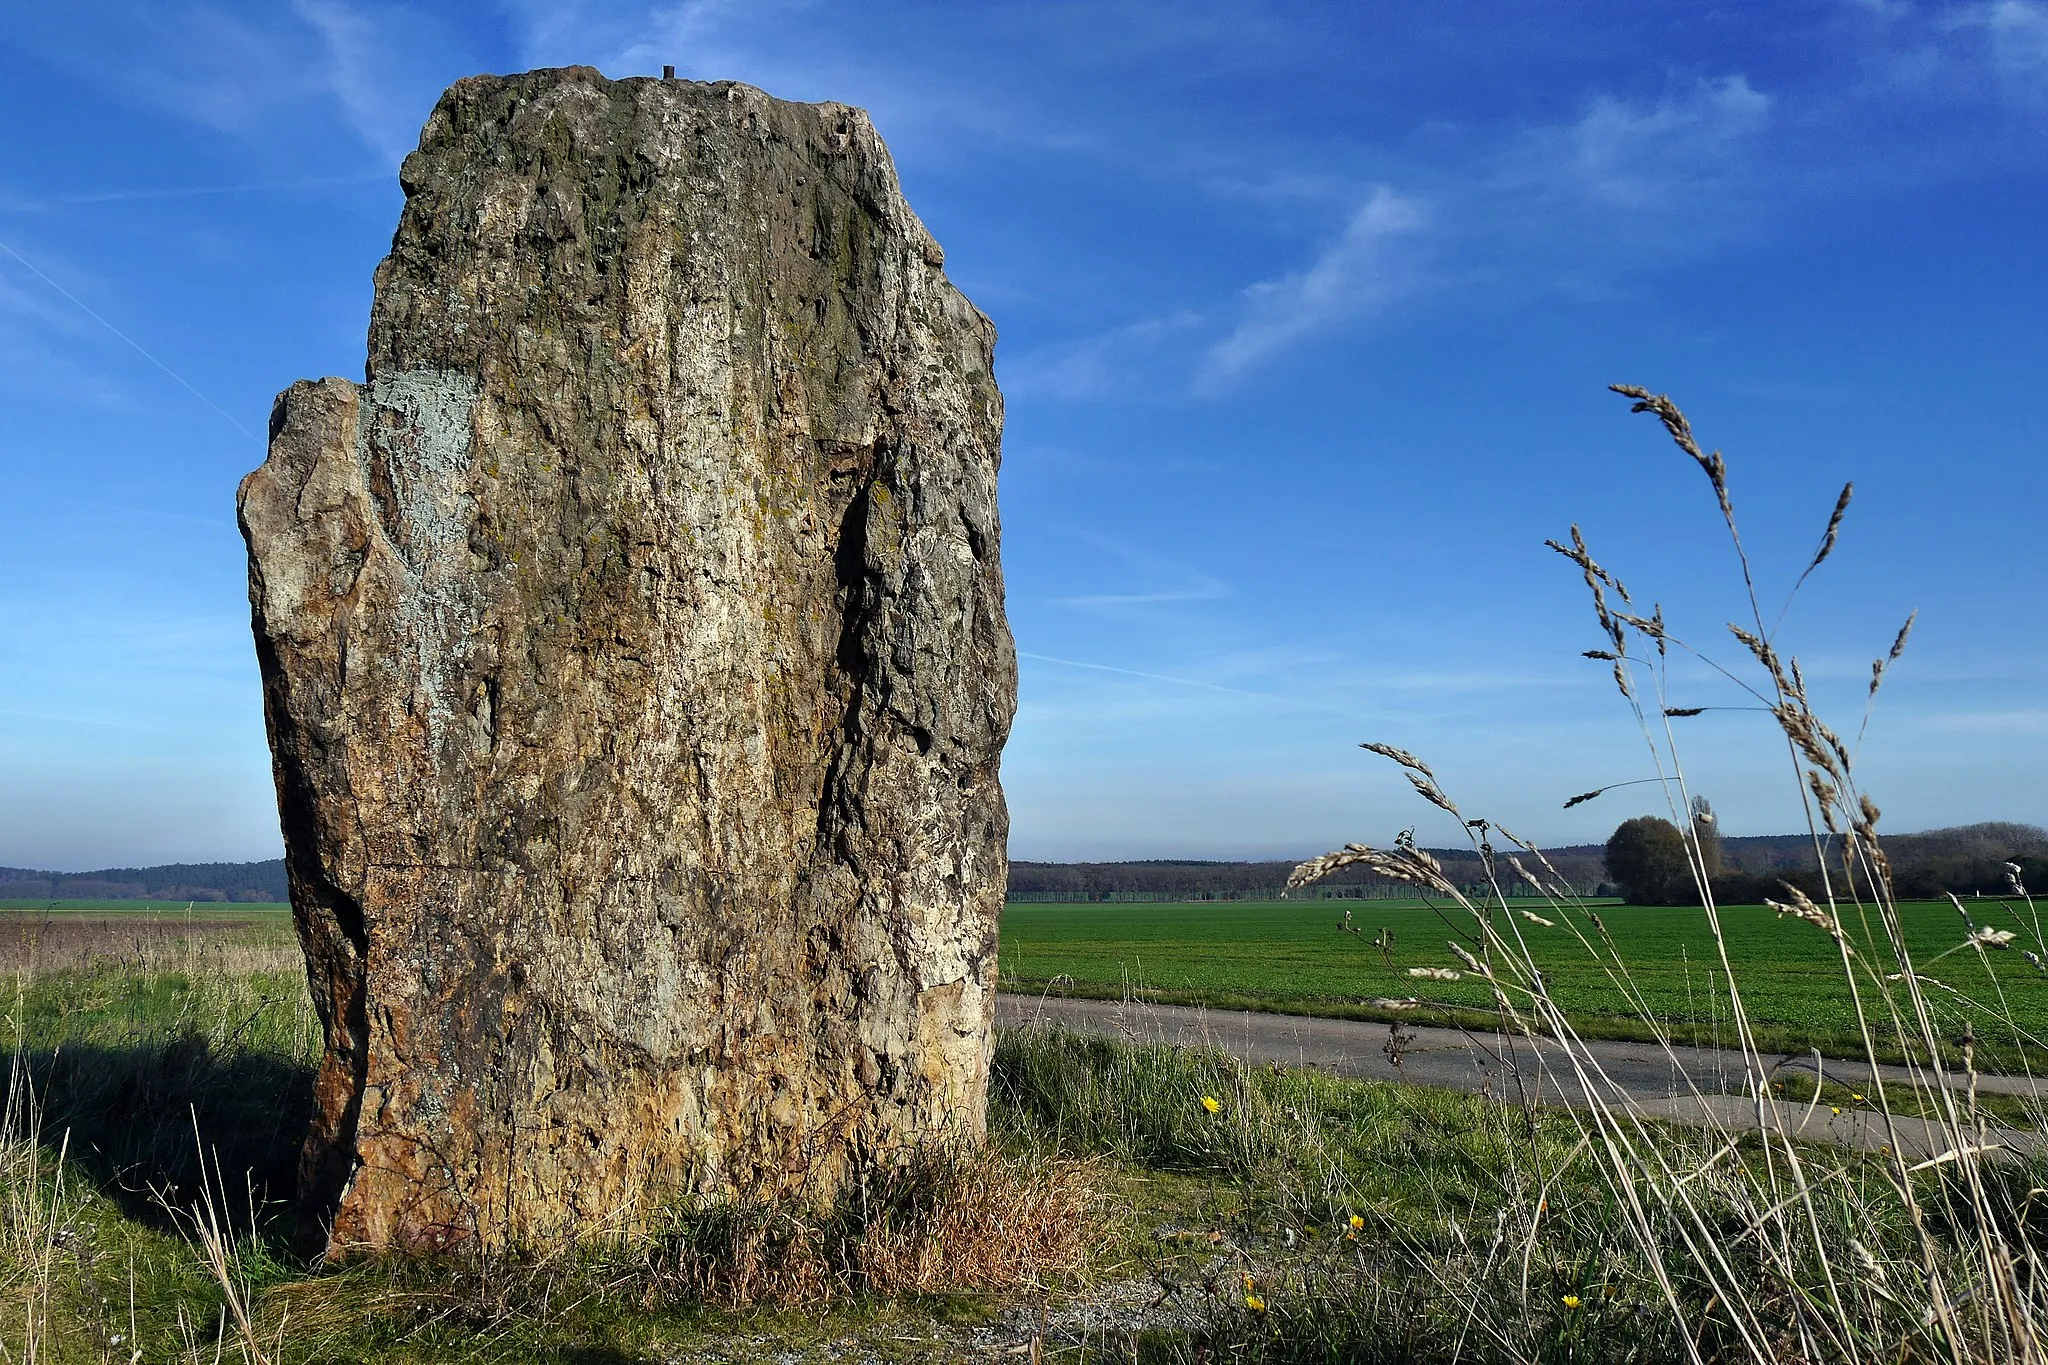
[6,937,2037,1362]
[0,899,290,914]
[998,895,2048,1061]
[13,895,2043,1064]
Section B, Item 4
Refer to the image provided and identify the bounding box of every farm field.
[998,895,2048,1062]
[0,898,289,914]
[5,931,2027,1361]
[11,895,2043,1063]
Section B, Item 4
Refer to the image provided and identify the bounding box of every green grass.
[998,895,2048,1063]
[5,960,2042,1361]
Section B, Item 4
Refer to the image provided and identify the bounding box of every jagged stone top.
[367,66,969,385]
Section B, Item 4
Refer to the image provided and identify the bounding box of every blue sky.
[1,1,2043,870]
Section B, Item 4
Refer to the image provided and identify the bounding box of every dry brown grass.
[652,1141,1106,1307]
[0,913,300,977]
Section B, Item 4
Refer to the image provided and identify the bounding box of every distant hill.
[4,822,2040,906]
[1009,846,1604,901]
[1011,822,2048,901]
[0,859,288,903]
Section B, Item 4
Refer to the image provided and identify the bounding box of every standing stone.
[237,67,1013,1255]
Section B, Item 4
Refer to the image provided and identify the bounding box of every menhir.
[238,66,1014,1255]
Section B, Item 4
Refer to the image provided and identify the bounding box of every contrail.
[1017,649,1392,720]
[0,235,260,444]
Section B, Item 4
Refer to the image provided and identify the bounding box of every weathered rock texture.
[238,67,1013,1255]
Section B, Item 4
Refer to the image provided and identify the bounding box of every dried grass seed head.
[1767,884,1851,951]
[1887,610,1916,664]
[1358,741,1435,779]
[1407,769,1461,816]
[1610,384,1733,519]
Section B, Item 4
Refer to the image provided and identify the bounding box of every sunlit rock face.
[238,66,1013,1256]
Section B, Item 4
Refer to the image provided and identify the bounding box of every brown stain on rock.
[237,67,1013,1256]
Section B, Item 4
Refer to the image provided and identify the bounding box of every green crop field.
[998,896,2048,1061]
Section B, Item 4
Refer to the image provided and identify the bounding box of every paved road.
[995,993,2047,1159]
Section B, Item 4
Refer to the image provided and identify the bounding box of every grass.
[999,895,2048,1064]
[4,933,2031,1358]
[0,954,1120,1362]
[0,901,291,915]
[10,945,2037,1364]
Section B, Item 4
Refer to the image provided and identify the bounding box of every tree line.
[0,859,289,903]
[1604,814,2047,905]
[5,823,2038,908]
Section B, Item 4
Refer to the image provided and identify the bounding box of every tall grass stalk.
[1,1047,73,1365]
[1284,387,2045,1363]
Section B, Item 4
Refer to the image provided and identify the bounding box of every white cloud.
[293,1,419,165]
[4,2,473,169]
[1183,75,1782,383]
[1844,0,2048,108]
[1509,75,1772,211]
[1201,187,1426,384]
[1001,310,1201,399]
[1047,529,1228,612]
[1964,0,2048,89]
[1917,708,2048,732]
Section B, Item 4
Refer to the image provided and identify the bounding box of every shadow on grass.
[6,1034,314,1236]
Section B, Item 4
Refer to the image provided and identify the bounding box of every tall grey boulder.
[238,67,1013,1254]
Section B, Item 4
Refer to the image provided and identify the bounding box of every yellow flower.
[1245,1294,1266,1312]
[1831,1106,1842,1116]
[1348,1214,1365,1230]
[1851,1092,1865,1102]
[1562,1294,1582,1309]
[1201,1095,1221,1114]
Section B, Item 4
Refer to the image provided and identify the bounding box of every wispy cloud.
[1201,187,1426,385]
[0,174,388,215]
[293,1,486,165]
[0,707,162,733]
[1961,0,2048,92]
[1048,530,1228,612]
[1019,650,1389,721]
[1497,75,1772,212]
[1918,708,2048,732]
[1002,310,1202,399]
[6,2,464,168]
[1182,77,1772,385]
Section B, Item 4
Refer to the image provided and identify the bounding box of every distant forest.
[2,822,2041,905]
[1010,822,2048,902]
[0,860,289,903]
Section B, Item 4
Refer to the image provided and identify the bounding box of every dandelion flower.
[1851,1092,1865,1102]
[1246,1294,1266,1312]
[1201,1095,1221,1114]
[1349,1214,1365,1231]
[1562,1295,1582,1309]
[1830,1106,1842,1116]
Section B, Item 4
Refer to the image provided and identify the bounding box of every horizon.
[12,817,2048,878]
[2,3,2044,869]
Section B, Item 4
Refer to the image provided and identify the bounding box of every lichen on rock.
[238,66,1013,1255]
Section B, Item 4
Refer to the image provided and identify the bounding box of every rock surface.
[238,67,1013,1254]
